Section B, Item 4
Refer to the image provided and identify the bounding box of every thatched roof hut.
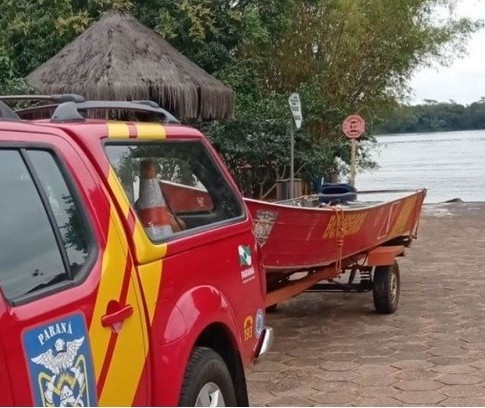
[27,10,234,120]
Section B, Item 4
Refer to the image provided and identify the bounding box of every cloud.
[409,0,485,105]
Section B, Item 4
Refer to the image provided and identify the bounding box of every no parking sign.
[343,114,366,139]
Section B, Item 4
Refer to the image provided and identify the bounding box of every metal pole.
[290,118,295,199]
[350,139,356,187]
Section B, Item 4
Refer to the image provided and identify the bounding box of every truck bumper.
[257,326,274,358]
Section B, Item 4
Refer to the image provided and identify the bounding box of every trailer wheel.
[373,261,400,314]
[179,347,237,407]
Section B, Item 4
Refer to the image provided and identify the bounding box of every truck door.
[0,135,148,406]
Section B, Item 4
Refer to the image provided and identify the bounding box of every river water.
[355,130,485,203]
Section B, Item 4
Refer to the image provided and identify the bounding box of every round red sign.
[342,115,366,139]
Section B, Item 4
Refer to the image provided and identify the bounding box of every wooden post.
[288,93,302,199]
[350,138,357,187]
[290,119,295,199]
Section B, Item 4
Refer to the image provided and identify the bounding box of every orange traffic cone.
[136,159,174,240]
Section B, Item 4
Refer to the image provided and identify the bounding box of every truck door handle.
[101,304,133,328]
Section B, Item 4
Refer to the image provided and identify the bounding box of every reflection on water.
[356,130,485,203]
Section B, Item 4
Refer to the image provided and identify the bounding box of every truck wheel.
[373,261,400,314]
[179,347,237,407]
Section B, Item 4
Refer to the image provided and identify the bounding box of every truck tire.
[373,261,400,314]
[179,347,237,407]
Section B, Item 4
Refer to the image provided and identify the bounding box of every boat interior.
[277,183,420,209]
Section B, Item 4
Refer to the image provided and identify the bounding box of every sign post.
[350,139,357,187]
[342,114,366,187]
[288,93,303,198]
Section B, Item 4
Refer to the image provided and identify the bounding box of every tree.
[376,98,485,134]
[0,51,29,94]
[0,0,91,78]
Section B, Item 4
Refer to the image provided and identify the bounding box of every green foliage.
[204,118,331,199]
[85,0,134,14]
[200,94,287,197]
[0,50,30,94]
[247,0,482,118]
[0,0,91,77]
[377,98,485,134]
[134,0,249,74]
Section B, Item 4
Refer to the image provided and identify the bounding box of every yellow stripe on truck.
[135,123,166,139]
[108,169,131,217]
[89,209,129,379]
[98,261,165,405]
[98,277,147,406]
[137,260,164,323]
[107,122,130,138]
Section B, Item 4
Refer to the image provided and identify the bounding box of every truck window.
[27,150,90,273]
[105,141,243,240]
[0,149,91,303]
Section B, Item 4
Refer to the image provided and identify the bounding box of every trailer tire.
[179,346,237,407]
[373,261,400,314]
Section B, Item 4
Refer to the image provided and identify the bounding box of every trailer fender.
[366,245,405,267]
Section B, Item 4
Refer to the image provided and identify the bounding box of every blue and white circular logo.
[255,309,264,339]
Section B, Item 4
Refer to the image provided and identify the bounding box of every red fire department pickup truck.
[0,95,272,406]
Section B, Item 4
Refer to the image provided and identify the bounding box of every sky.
[409,0,485,105]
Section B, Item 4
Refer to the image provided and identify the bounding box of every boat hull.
[244,190,426,272]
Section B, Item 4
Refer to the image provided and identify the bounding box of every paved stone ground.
[247,202,485,406]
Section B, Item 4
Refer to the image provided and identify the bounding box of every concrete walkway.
[247,203,485,406]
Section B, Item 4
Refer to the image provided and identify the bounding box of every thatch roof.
[27,10,234,120]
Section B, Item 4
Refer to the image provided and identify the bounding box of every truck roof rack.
[0,101,20,120]
[50,100,179,124]
[0,94,85,121]
[0,94,179,124]
[0,94,85,104]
